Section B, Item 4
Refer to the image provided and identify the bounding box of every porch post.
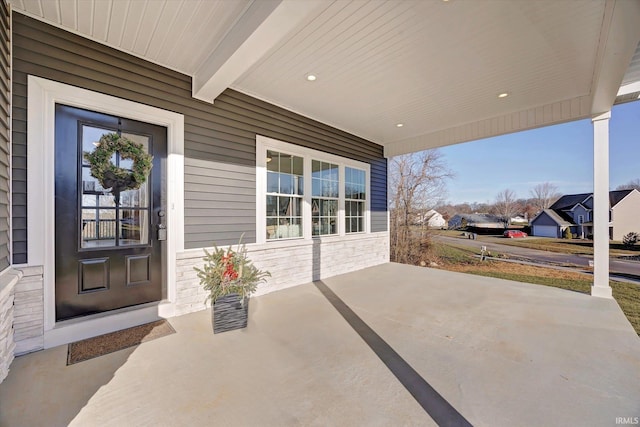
[591,111,612,298]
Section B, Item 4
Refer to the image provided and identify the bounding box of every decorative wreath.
[83,133,153,193]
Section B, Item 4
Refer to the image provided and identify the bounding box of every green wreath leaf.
[83,133,153,192]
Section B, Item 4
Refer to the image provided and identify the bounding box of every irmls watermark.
[616,417,639,425]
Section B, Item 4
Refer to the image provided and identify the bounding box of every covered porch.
[2,263,638,426]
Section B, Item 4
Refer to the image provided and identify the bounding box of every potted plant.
[195,238,270,333]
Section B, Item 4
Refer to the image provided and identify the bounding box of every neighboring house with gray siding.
[530,190,640,239]
[448,213,504,230]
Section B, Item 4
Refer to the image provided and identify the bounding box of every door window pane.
[120,209,149,246]
[81,209,116,248]
[82,125,115,165]
[80,127,152,248]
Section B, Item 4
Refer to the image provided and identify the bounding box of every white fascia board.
[192,0,325,103]
[590,0,640,115]
[384,95,591,157]
[617,81,640,96]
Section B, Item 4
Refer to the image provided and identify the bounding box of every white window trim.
[256,135,370,244]
[27,76,185,348]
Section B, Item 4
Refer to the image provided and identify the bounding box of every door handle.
[157,224,167,241]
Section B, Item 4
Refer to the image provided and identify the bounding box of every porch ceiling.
[9,0,640,156]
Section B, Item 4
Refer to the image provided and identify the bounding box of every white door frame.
[26,76,185,348]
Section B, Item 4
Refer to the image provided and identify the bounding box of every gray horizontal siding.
[0,0,8,270]
[12,13,387,258]
[531,212,561,226]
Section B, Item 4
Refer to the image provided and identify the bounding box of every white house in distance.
[530,189,640,240]
[418,209,446,228]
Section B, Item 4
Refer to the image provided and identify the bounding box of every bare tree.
[530,182,561,213]
[494,189,519,228]
[389,150,453,264]
[616,179,640,191]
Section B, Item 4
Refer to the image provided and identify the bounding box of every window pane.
[81,209,116,248]
[276,218,301,239]
[345,184,353,200]
[82,126,115,166]
[293,197,302,216]
[329,181,338,198]
[312,178,321,197]
[329,164,338,181]
[312,160,321,176]
[278,197,290,215]
[266,195,278,216]
[295,176,304,195]
[82,167,106,194]
[327,200,337,216]
[119,182,148,208]
[321,162,330,179]
[293,156,303,176]
[266,217,278,240]
[119,133,149,170]
[267,172,278,193]
[120,209,149,246]
[267,151,278,171]
[280,153,292,174]
[289,218,302,237]
[279,173,294,194]
[320,218,328,235]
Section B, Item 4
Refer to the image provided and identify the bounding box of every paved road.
[434,235,640,278]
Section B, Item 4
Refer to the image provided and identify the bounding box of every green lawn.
[434,229,640,257]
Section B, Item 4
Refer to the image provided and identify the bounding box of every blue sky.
[438,101,640,204]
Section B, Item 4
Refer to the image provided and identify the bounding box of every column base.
[591,285,613,299]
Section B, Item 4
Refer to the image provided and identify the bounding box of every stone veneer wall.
[0,269,22,383]
[12,267,44,355]
[174,232,390,316]
[0,234,388,371]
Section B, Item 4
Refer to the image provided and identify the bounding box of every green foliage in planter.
[83,133,153,192]
[194,237,271,306]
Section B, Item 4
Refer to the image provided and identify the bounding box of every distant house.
[448,213,504,230]
[510,215,528,224]
[530,189,640,240]
[418,209,446,228]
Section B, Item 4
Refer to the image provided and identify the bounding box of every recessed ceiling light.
[498,92,509,98]
[396,123,404,128]
[306,74,317,82]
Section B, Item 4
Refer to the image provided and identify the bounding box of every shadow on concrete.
[314,280,473,427]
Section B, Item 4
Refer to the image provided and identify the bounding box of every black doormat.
[67,319,176,365]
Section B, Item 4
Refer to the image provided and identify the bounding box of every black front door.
[54,104,167,321]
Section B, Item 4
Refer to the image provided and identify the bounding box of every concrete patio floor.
[1,263,639,426]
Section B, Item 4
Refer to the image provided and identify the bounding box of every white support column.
[591,112,612,298]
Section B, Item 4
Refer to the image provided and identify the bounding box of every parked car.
[504,230,528,238]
